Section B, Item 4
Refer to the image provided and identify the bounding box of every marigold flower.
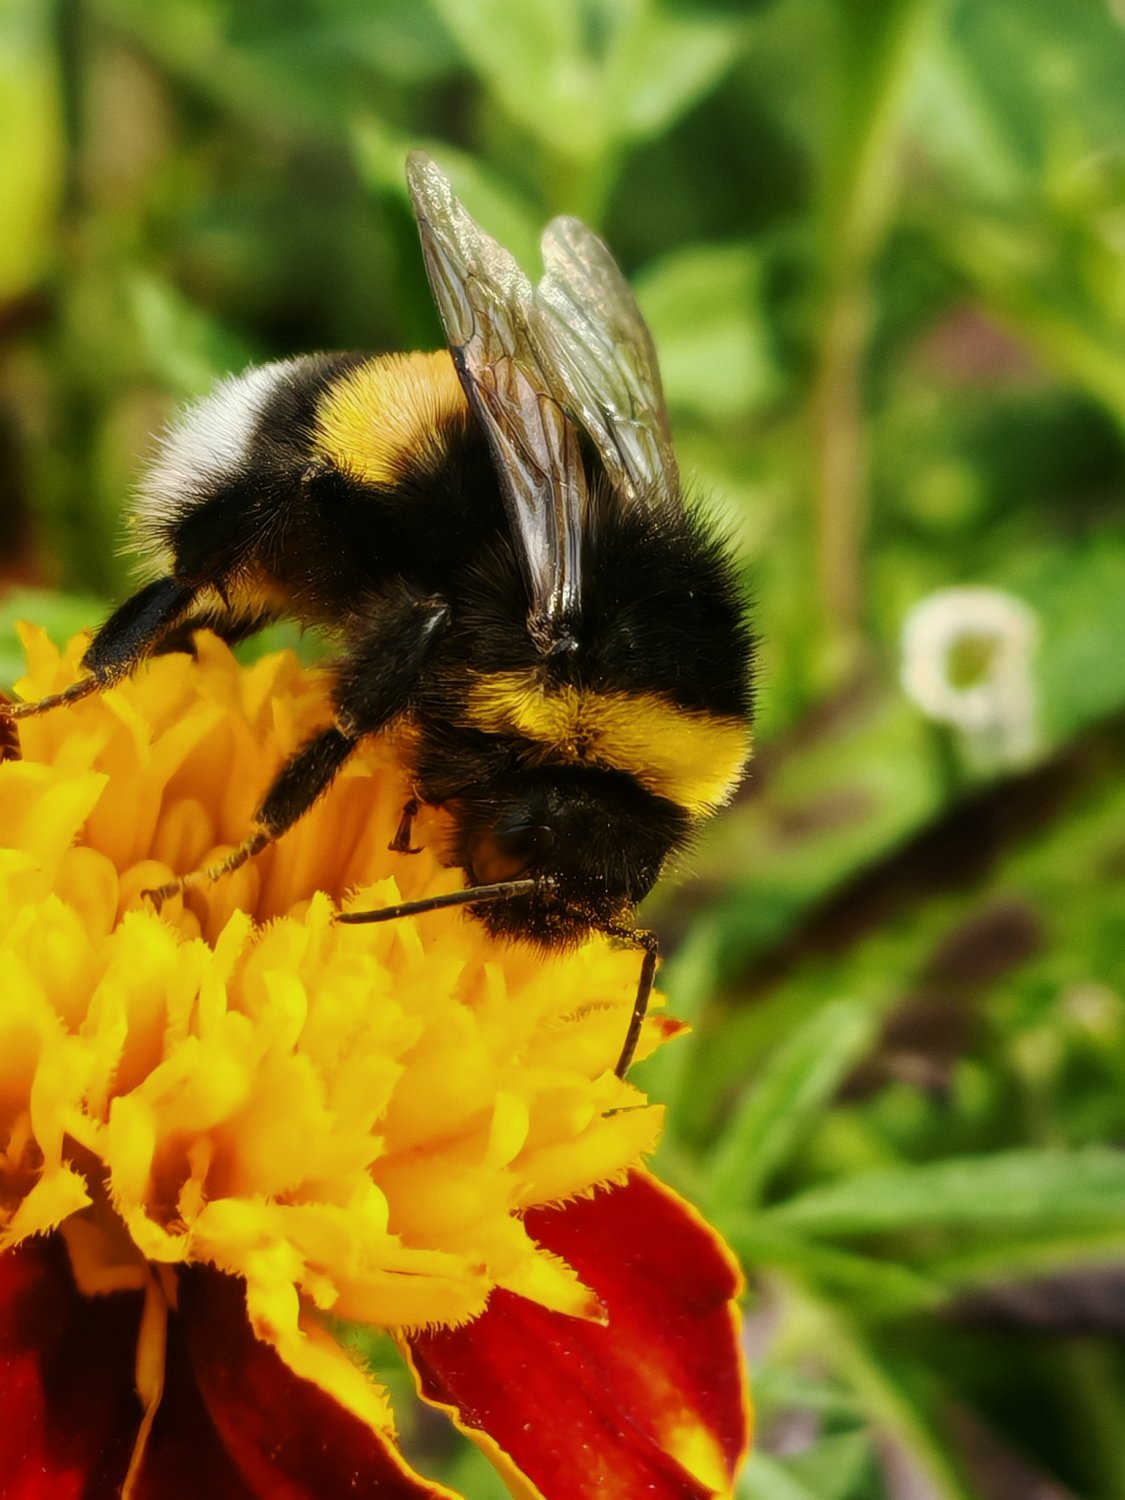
[0,627,750,1499]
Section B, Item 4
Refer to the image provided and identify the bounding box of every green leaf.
[763,1147,1125,1238]
[937,0,1125,181]
[1017,535,1125,746]
[0,0,64,299]
[635,918,726,1133]
[636,244,781,421]
[907,0,1125,423]
[601,4,747,145]
[724,1216,942,1317]
[704,999,878,1210]
[821,1317,977,1500]
[924,1227,1125,1296]
[750,1364,865,1426]
[784,1429,873,1500]
[662,690,941,969]
[940,215,1125,427]
[739,1453,823,1500]
[102,0,460,128]
[766,1291,978,1500]
[126,274,255,396]
[428,0,609,160]
[351,121,543,271]
[438,1441,512,1500]
[0,591,105,687]
[429,0,745,163]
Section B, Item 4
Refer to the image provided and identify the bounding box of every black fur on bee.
[3,155,755,1078]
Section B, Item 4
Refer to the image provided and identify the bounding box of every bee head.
[450,767,691,948]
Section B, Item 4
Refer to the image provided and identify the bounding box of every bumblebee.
[5,154,754,1076]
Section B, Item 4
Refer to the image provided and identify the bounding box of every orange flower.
[0,628,750,1499]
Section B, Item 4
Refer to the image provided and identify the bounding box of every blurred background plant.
[3,0,1125,1495]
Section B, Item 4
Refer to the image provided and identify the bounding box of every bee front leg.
[145,588,451,909]
[6,576,196,719]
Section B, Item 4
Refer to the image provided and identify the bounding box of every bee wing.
[534,215,679,505]
[406,153,586,634]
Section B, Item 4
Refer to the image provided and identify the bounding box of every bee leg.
[602,924,660,1079]
[145,588,451,910]
[0,693,21,760]
[5,576,196,719]
[145,828,274,910]
[143,725,359,909]
[389,797,423,854]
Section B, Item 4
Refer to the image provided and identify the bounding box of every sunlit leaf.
[704,1000,878,1209]
[764,1148,1125,1238]
[0,0,63,300]
[637,244,781,420]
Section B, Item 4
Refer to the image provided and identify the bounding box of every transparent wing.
[534,215,679,505]
[406,153,586,635]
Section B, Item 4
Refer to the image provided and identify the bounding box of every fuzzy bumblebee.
[5,154,755,1076]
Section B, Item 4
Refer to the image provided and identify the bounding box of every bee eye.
[468,823,554,884]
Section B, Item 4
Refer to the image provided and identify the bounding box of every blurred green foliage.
[2,1,1125,1496]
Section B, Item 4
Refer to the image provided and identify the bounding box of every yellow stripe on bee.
[314,350,469,486]
[466,670,750,816]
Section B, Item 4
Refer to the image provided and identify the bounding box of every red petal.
[0,1241,455,1500]
[406,1171,751,1500]
[147,1268,455,1500]
[0,1236,142,1499]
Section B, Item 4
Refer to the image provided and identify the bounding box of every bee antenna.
[600,923,660,1079]
[336,876,541,926]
